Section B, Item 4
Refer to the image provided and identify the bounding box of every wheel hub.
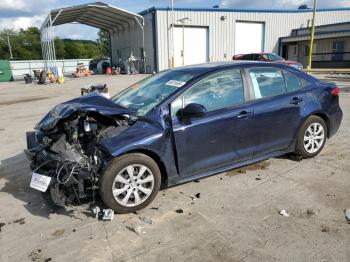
[303,122,325,154]
[112,164,154,207]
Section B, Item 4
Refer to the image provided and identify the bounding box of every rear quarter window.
[283,71,309,92]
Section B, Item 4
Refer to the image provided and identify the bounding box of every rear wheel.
[99,154,161,213]
[295,116,327,159]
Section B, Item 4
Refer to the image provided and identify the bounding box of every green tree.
[54,38,66,59]
[97,29,109,58]
[64,41,81,59]
[0,26,104,60]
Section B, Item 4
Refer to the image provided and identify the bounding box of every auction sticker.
[30,173,52,192]
[165,80,186,88]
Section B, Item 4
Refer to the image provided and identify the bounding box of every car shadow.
[0,152,95,219]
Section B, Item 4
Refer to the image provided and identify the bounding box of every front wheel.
[99,154,161,214]
[295,115,327,159]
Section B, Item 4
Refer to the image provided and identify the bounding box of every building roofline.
[292,21,350,31]
[280,29,350,41]
[139,6,350,15]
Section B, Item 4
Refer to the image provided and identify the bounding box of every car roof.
[168,61,286,73]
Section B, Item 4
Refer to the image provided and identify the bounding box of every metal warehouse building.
[43,3,350,73]
[116,7,350,72]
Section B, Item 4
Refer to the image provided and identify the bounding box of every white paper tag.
[30,173,52,192]
[165,80,186,88]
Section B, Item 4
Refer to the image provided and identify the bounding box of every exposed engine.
[27,112,130,207]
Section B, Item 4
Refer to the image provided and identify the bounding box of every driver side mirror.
[177,103,207,118]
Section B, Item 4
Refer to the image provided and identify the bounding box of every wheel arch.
[311,112,330,138]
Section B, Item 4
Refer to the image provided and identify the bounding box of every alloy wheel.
[112,164,154,207]
[303,123,325,154]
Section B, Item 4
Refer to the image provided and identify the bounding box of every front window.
[171,69,245,116]
[112,70,202,116]
[262,53,284,61]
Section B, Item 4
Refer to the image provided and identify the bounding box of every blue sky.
[1,0,349,40]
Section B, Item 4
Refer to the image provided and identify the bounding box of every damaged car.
[25,62,343,213]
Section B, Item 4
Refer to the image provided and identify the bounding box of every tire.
[295,115,327,159]
[99,153,161,214]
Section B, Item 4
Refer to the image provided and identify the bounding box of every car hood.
[35,93,136,131]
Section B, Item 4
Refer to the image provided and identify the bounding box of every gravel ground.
[0,73,349,262]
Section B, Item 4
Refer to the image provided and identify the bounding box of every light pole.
[171,0,175,68]
[307,0,317,70]
[0,34,13,59]
[7,34,13,59]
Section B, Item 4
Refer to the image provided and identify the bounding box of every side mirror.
[177,103,207,118]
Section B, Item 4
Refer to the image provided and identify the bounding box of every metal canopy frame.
[40,2,145,71]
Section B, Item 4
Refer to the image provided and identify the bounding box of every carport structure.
[40,2,145,72]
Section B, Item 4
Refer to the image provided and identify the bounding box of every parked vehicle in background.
[233,52,304,70]
[25,61,342,213]
[89,58,110,73]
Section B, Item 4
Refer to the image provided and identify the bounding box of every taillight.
[331,87,340,96]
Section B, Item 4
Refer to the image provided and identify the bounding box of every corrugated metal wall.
[297,37,350,66]
[110,11,155,73]
[155,9,350,71]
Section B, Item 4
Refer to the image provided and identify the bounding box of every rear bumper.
[328,106,343,138]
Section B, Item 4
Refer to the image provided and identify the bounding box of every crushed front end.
[24,93,135,207]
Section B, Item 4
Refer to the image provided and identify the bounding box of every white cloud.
[0,0,98,40]
[2,0,27,10]
[0,0,56,15]
[0,15,45,30]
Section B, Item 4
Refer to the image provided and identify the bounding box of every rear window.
[242,54,253,60]
[248,68,286,98]
[262,53,284,61]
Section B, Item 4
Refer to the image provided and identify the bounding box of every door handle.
[237,111,252,119]
[290,97,303,105]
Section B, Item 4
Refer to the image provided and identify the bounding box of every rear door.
[246,67,307,156]
[170,69,256,177]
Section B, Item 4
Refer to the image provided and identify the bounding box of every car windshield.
[112,70,200,116]
[263,53,284,61]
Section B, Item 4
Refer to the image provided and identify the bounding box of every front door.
[287,45,298,62]
[332,41,345,61]
[171,69,256,177]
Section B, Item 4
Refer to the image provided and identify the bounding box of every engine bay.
[27,109,132,207]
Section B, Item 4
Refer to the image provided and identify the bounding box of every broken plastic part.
[102,209,114,221]
[279,210,290,217]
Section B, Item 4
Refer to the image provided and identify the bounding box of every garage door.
[174,27,208,67]
[235,22,264,54]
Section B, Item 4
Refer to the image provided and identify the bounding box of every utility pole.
[7,33,13,60]
[171,0,175,68]
[307,0,317,70]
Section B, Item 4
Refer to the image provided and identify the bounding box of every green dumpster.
[0,60,13,82]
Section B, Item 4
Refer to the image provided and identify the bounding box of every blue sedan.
[26,62,342,213]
